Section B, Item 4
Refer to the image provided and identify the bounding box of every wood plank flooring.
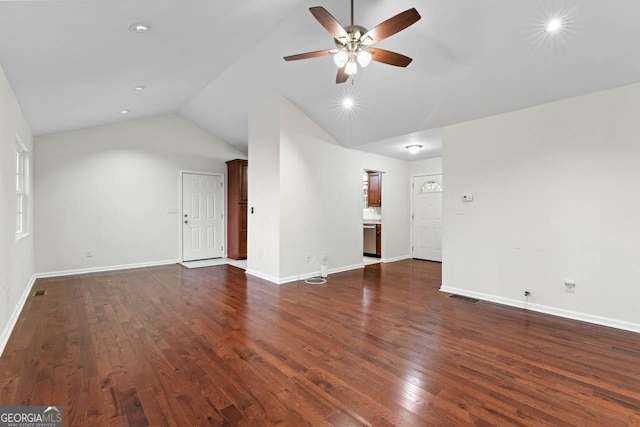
[1,260,640,425]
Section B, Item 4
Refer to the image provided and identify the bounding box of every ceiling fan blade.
[310,7,349,42]
[284,49,333,61]
[336,66,349,84]
[360,8,421,46]
[369,48,413,67]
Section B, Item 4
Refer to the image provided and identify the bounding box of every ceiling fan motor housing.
[334,24,369,49]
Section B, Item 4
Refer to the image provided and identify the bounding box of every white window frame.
[16,137,28,240]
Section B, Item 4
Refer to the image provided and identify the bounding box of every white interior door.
[182,173,224,261]
[412,174,443,261]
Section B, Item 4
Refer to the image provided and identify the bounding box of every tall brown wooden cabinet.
[226,159,248,260]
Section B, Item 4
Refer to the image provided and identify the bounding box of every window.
[16,138,28,239]
[420,181,442,193]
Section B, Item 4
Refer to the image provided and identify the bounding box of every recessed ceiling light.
[546,18,563,34]
[133,86,146,91]
[120,110,130,114]
[129,23,150,33]
[405,144,423,154]
[342,97,354,109]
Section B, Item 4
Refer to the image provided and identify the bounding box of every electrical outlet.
[305,254,311,263]
[6,286,10,302]
[322,252,328,262]
[85,249,93,258]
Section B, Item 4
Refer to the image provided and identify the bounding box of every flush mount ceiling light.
[133,86,146,91]
[405,144,423,154]
[129,23,150,33]
[546,18,563,34]
[284,0,421,84]
[120,109,130,114]
[342,97,354,109]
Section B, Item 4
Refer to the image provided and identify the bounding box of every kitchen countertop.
[363,219,382,225]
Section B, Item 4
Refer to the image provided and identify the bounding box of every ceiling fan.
[284,0,421,84]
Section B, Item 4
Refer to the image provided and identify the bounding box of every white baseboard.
[245,269,282,284]
[440,286,640,334]
[0,275,36,358]
[328,263,364,275]
[382,255,411,263]
[247,263,364,285]
[36,259,180,279]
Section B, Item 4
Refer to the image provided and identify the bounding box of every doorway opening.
[363,169,383,265]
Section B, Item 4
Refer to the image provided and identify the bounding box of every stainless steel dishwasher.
[363,224,378,257]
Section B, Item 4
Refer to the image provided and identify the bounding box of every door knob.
[184,220,189,224]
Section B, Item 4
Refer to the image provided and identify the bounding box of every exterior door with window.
[412,174,443,261]
[182,173,224,261]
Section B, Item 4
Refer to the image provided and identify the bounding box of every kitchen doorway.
[363,170,383,265]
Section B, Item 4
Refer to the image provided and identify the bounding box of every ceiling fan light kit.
[357,50,372,67]
[284,0,421,84]
[345,60,358,75]
[334,51,349,67]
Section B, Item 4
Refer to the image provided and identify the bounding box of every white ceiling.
[2,0,640,161]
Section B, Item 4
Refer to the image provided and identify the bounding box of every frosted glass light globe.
[334,51,349,68]
[357,50,372,67]
[345,60,358,75]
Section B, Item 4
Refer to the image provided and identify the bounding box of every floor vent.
[33,289,47,297]
[449,294,480,304]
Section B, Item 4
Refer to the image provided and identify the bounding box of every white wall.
[0,65,35,356]
[410,157,442,176]
[247,97,282,282]
[248,96,412,283]
[442,82,640,332]
[35,114,245,274]
[279,97,363,280]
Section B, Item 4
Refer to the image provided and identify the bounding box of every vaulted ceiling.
[2,0,640,160]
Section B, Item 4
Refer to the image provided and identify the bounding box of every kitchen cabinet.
[226,159,248,260]
[367,171,382,207]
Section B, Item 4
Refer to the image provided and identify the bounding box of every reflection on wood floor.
[363,256,381,266]
[1,260,640,425]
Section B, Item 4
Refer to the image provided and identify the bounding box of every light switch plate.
[455,205,465,215]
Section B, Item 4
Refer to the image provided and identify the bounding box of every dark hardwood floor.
[1,260,640,426]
